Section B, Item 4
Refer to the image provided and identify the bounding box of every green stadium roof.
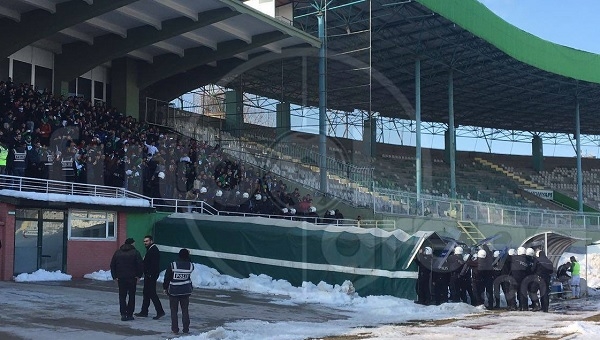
[227,0,600,135]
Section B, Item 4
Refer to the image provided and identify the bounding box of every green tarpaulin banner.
[155,213,442,299]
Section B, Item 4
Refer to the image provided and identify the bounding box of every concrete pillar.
[532,135,544,172]
[110,57,140,120]
[276,102,291,140]
[363,117,376,158]
[225,90,243,137]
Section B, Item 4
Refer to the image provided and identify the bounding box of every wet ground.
[1,279,598,340]
[0,279,347,340]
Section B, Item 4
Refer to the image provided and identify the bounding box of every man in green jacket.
[568,256,581,298]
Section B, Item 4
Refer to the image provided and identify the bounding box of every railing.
[222,144,375,206]
[373,186,600,231]
[0,175,148,200]
[150,197,393,228]
[144,98,600,231]
[242,135,374,187]
[145,97,221,146]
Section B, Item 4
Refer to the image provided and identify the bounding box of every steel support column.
[415,59,422,201]
[318,12,328,193]
[449,70,457,199]
[575,100,583,212]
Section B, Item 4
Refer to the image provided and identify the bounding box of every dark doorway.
[14,209,66,275]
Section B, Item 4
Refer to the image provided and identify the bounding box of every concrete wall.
[66,212,128,278]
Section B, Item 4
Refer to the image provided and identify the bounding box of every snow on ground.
[14,251,600,340]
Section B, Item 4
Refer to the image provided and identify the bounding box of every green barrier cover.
[154,213,425,299]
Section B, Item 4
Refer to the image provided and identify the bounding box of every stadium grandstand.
[1,0,600,298]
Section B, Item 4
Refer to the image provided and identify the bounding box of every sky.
[479,0,600,54]
[14,251,600,339]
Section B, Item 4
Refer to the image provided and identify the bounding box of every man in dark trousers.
[532,250,554,312]
[414,246,433,305]
[135,235,166,319]
[477,246,495,309]
[448,246,465,302]
[163,248,195,335]
[511,247,530,311]
[110,238,143,321]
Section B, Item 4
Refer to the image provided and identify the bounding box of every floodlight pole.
[448,70,456,200]
[575,99,583,212]
[317,10,328,194]
[415,59,422,203]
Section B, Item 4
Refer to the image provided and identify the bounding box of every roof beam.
[153,41,184,57]
[54,7,238,82]
[262,43,282,54]
[0,0,140,59]
[144,58,245,101]
[0,4,21,22]
[181,32,217,50]
[212,22,252,43]
[20,0,56,13]
[87,17,127,38]
[32,39,62,54]
[60,28,94,45]
[127,50,153,63]
[139,31,288,89]
[116,6,161,30]
[82,0,94,4]
[153,0,197,21]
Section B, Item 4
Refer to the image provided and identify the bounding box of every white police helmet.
[329,210,335,215]
[255,194,262,201]
[216,190,223,197]
[290,208,296,215]
[526,248,535,257]
[200,187,207,194]
[282,208,288,214]
[454,246,464,255]
[493,250,500,258]
[242,192,249,199]
[157,171,165,179]
[508,248,516,256]
[309,206,316,213]
[424,247,433,255]
[517,247,526,256]
[477,249,487,258]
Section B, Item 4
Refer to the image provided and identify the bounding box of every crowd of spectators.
[0,77,344,222]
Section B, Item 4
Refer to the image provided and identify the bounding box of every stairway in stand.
[456,220,486,244]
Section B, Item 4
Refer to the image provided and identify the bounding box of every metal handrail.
[372,185,600,230]
[0,175,148,200]
[144,98,600,230]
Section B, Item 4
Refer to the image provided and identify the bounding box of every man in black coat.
[110,238,143,321]
[531,250,554,312]
[477,246,495,309]
[447,246,466,302]
[414,246,433,305]
[510,247,531,311]
[163,248,195,335]
[135,235,166,319]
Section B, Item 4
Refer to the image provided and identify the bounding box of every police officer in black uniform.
[415,246,433,305]
[163,248,194,335]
